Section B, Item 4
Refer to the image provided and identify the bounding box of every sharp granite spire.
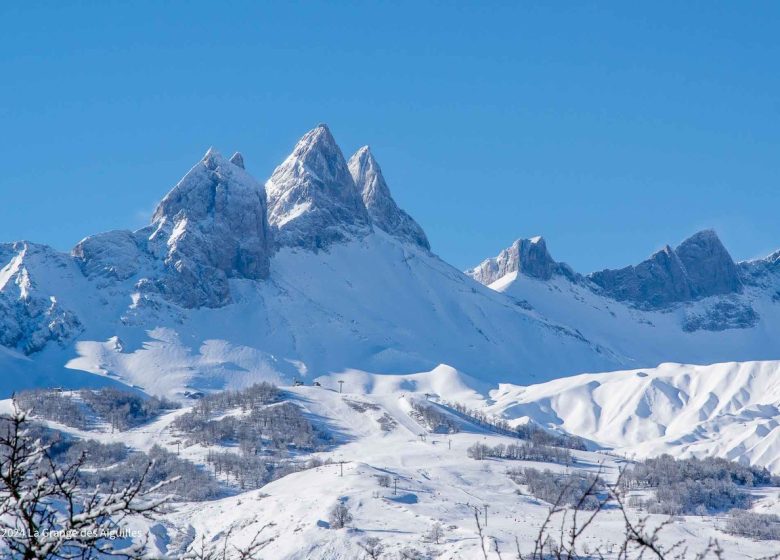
[265,124,372,250]
[348,146,430,250]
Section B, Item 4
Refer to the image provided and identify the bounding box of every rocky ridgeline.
[467,228,762,315]
[466,236,573,284]
[0,124,433,353]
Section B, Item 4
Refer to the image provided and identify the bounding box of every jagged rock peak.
[347,146,430,250]
[143,147,271,307]
[467,236,567,285]
[674,229,742,297]
[265,124,371,251]
[589,229,742,308]
[229,151,245,169]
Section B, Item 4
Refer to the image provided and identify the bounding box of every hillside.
[3,384,778,559]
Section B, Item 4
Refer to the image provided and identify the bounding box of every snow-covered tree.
[358,536,384,559]
[328,501,352,529]
[0,404,174,559]
[423,521,445,544]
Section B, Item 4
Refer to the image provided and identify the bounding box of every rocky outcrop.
[466,237,571,285]
[348,146,430,250]
[588,245,692,308]
[73,230,147,283]
[675,230,742,297]
[229,152,245,169]
[265,125,372,250]
[0,242,82,353]
[74,148,272,308]
[589,230,743,308]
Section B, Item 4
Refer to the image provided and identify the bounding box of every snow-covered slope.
[4,383,777,559]
[486,360,780,473]
[469,233,780,368]
[61,231,621,397]
[0,125,627,398]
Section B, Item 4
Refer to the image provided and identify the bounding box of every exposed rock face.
[229,152,245,169]
[0,242,82,353]
[588,245,692,308]
[146,148,271,307]
[347,146,430,250]
[265,125,372,250]
[682,300,759,332]
[588,230,742,308]
[466,237,570,284]
[675,230,742,297]
[72,230,146,283]
[74,149,272,308]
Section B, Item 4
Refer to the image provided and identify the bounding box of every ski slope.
[5,385,776,559]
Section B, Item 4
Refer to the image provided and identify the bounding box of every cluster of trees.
[14,422,128,471]
[171,384,326,492]
[79,388,178,430]
[190,382,279,416]
[173,401,318,452]
[507,467,604,510]
[724,509,780,541]
[204,449,321,491]
[14,388,178,431]
[467,441,572,465]
[621,454,779,515]
[516,424,587,451]
[61,438,128,468]
[1,405,277,559]
[0,406,174,559]
[15,389,87,429]
[81,444,221,502]
[442,400,585,450]
[623,454,778,488]
[410,402,459,434]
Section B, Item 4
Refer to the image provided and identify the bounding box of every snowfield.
[487,360,780,474]
[4,384,778,559]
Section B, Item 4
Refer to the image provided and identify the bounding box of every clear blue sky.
[1,2,779,272]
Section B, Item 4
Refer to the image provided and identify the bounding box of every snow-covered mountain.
[467,232,780,366]
[4,124,780,558]
[3,123,780,403]
[347,145,430,250]
[0,125,626,397]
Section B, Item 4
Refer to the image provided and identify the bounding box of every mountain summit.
[589,229,742,308]
[265,125,372,250]
[466,236,571,284]
[74,148,271,308]
[347,146,430,250]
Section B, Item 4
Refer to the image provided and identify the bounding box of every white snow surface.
[4,384,778,559]
[492,269,780,368]
[1,230,623,398]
